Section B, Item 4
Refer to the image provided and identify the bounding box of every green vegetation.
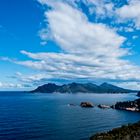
[90,121,140,140]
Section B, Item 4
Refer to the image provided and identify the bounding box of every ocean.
[0,92,140,140]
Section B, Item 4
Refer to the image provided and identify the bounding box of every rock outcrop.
[114,98,140,112]
[80,102,94,108]
[98,104,110,109]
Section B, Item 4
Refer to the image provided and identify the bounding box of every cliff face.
[90,121,140,140]
[30,82,135,93]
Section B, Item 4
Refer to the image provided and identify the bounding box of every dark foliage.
[90,121,140,140]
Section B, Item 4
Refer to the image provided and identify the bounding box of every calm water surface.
[0,92,140,140]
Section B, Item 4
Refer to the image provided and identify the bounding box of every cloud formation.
[39,1,126,56]
[0,82,25,89]
[116,0,140,29]
[6,1,139,82]
[3,0,140,89]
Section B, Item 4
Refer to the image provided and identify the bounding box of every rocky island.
[98,104,110,109]
[80,102,94,108]
[30,82,136,93]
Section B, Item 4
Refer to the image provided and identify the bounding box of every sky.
[1,0,140,90]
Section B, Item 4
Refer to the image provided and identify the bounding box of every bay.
[0,92,139,140]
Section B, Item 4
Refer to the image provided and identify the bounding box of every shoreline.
[90,121,140,140]
[90,96,140,140]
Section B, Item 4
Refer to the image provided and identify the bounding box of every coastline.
[90,121,140,140]
[90,95,140,140]
[0,91,139,140]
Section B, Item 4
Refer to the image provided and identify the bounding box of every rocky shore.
[68,102,111,109]
[80,102,94,108]
[90,93,140,140]
[90,121,140,140]
[113,98,140,112]
[70,100,140,111]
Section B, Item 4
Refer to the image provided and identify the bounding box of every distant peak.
[47,83,56,85]
[100,82,109,86]
[44,83,57,86]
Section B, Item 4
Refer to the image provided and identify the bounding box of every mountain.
[30,82,136,93]
[31,83,59,93]
[99,82,134,93]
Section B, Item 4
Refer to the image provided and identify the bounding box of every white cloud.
[84,0,115,18]
[0,82,2,87]
[15,50,140,81]
[115,81,140,90]
[39,1,126,57]
[6,1,140,81]
[3,0,140,89]
[116,0,140,29]
[39,0,140,30]
[0,82,24,89]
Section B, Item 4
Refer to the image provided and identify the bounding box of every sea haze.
[0,92,140,140]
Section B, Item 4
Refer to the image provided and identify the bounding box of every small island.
[80,102,94,108]
[98,104,110,109]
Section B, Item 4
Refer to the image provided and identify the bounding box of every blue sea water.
[0,92,140,140]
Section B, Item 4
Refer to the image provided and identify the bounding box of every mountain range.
[30,82,137,93]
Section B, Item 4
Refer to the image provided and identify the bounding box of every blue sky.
[1,0,140,90]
